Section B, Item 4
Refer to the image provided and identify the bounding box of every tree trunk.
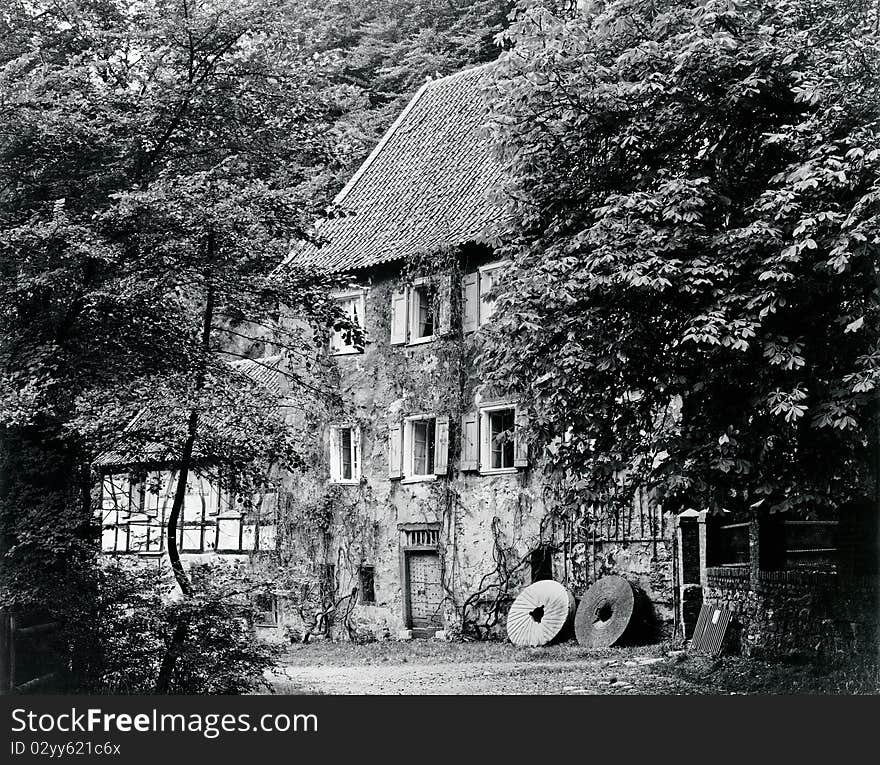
[154,242,215,694]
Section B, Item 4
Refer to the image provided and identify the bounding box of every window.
[479,404,518,473]
[358,565,376,604]
[329,290,365,355]
[404,528,439,547]
[411,283,438,341]
[487,408,515,470]
[100,470,275,555]
[411,418,435,476]
[461,260,510,332]
[478,261,507,325]
[329,424,361,484]
[390,276,451,345]
[389,415,450,481]
[254,593,279,627]
[460,403,528,473]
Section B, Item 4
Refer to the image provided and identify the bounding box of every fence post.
[675,510,702,639]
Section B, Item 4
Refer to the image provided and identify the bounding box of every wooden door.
[406,551,443,636]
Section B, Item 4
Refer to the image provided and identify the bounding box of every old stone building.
[278,64,675,640]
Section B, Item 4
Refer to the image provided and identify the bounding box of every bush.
[65,560,280,694]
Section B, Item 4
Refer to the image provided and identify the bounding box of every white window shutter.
[388,422,403,479]
[459,411,479,472]
[514,407,529,468]
[434,415,450,476]
[461,272,479,333]
[329,426,340,481]
[437,274,453,335]
[390,288,407,345]
[353,425,362,480]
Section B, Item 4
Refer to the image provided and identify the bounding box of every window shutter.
[437,274,453,336]
[353,425,362,480]
[459,411,479,472]
[388,422,403,479]
[514,407,529,468]
[329,426,340,481]
[434,415,450,476]
[461,272,479,333]
[390,288,407,345]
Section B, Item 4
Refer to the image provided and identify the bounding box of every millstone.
[574,575,637,649]
[506,580,576,647]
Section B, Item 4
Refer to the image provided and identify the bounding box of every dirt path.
[272,654,711,695]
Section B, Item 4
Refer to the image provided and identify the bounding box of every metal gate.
[405,551,443,636]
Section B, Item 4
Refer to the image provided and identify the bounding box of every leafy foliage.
[483,0,880,516]
[65,561,279,694]
[0,0,349,687]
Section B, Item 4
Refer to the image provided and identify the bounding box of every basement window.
[358,565,376,604]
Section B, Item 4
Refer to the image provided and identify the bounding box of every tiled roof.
[97,355,284,467]
[289,64,504,273]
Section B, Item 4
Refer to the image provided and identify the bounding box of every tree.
[0,0,352,691]
[482,0,880,520]
[296,0,513,191]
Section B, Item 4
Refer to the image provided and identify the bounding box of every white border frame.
[329,423,362,485]
[330,288,367,356]
[401,413,438,484]
[478,402,519,475]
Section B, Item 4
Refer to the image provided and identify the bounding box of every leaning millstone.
[506,580,576,647]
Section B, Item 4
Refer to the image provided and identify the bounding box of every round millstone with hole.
[506,580,576,647]
[574,575,638,649]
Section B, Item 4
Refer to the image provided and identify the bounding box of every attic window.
[461,260,511,332]
[389,276,451,346]
[412,283,438,340]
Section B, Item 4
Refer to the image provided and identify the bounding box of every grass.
[278,637,669,667]
[665,651,880,694]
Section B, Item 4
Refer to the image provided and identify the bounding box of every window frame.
[402,414,438,483]
[407,277,440,346]
[477,260,509,327]
[358,564,376,605]
[478,403,519,475]
[329,288,366,356]
[329,423,362,485]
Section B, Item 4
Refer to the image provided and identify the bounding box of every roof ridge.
[428,60,496,85]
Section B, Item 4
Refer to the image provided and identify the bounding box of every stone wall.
[704,566,879,657]
[274,254,675,641]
